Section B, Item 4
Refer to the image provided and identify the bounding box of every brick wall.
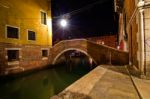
[87,35,117,48]
[51,39,129,66]
[117,0,139,69]
[0,42,51,75]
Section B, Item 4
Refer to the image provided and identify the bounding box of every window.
[41,11,47,25]
[42,50,48,57]
[7,50,19,62]
[28,30,36,40]
[7,26,19,39]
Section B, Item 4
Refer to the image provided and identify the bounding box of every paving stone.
[57,65,140,99]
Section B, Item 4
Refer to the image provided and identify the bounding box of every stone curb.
[125,66,142,99]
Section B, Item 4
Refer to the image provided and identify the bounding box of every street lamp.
[59,18,68,39]
[59,19,68,28]
[57,18,69,40]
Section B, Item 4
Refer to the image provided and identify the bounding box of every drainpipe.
[137,0,145,78]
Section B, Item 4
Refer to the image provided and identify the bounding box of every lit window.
[7,26,19,39]
[7,50,19,62]
[41,11,47,25]
[28,30,36,40]
[42,50,48,57]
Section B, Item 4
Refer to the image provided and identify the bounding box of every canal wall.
[0,43,51,76]
[0,39,129,76]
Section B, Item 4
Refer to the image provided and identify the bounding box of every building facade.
[115,0,150,78]
[0,0,52,75]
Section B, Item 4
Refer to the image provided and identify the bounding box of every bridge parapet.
[53,39,87,50]
[50,39,129,65]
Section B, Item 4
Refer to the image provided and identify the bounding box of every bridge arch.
[50,39,129,66]
[52,48,97,65]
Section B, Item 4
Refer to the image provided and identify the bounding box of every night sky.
[52,0,118,42]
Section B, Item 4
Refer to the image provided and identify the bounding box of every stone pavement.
[88,65,140,99]
[131,76,150,99]
[51,65,140,99]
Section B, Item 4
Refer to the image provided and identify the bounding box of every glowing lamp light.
[60,19,68,28]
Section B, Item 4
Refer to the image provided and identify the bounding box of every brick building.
[0,0,52,75]
[115,0,150,78]
[87,35,117,48]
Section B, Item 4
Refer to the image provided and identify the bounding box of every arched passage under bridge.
[50,39,129,66]
[52,48,97,65]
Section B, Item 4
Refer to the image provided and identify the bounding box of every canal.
[0,56,95,99]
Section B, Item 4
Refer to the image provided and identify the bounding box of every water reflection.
[0,56,95,99]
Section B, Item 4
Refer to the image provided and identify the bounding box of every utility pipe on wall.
[138,0,145,77]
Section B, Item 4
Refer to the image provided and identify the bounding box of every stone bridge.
[50,39,129,65]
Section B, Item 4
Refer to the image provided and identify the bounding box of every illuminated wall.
[117,0,150,78]
[0,0,52,46]
[123,0,138,67]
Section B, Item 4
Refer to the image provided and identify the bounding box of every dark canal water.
[0,57,95,99]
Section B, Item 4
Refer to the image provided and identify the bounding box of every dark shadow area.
[0,50,96,99]
[127,65,141,78]
[0,65,53,83]
[54,50,96,73]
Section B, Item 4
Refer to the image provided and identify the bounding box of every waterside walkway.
[51,65,150,99]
